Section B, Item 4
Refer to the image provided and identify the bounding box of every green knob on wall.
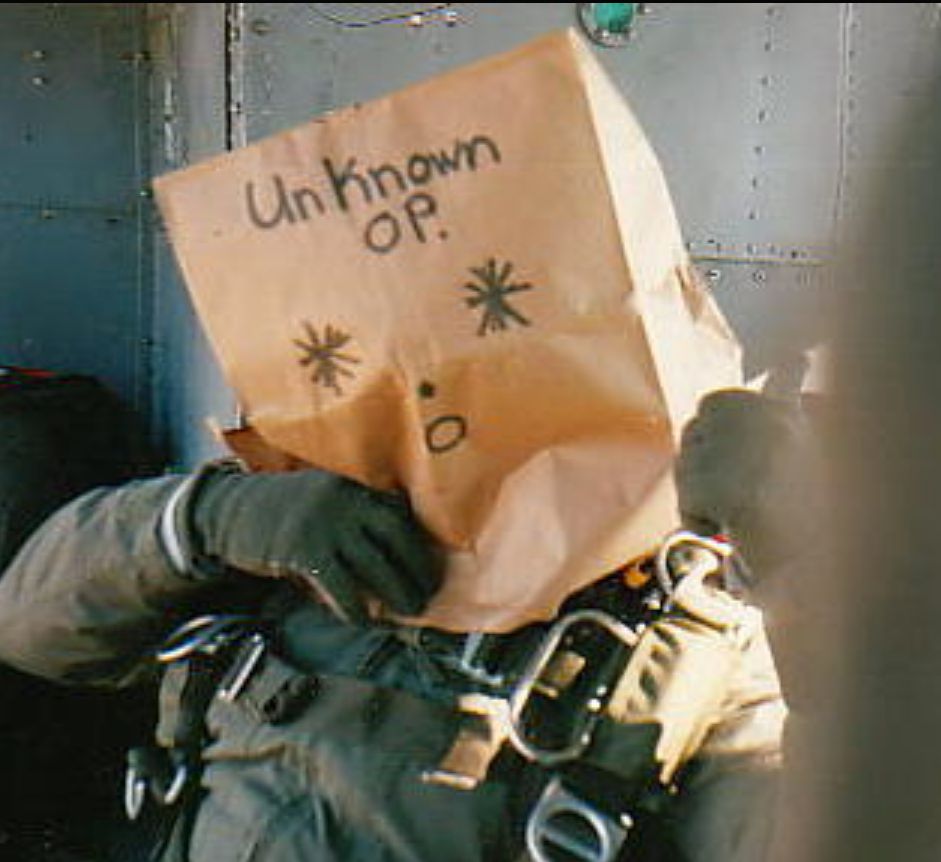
[577,3,641,47]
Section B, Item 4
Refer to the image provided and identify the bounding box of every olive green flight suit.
[0,475,784,861]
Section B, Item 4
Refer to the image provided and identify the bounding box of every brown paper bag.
[154,29,741,632]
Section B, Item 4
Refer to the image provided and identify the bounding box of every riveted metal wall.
[147,2,941,462]
[3,4,936,464]
[0,4,151,412]
[230,1,845,384]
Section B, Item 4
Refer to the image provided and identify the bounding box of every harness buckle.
[431,631,508,688]
[217,631,268,702]
[507,609,639,766]
[459,631,508,687]
[124,747,190,821]
[526,777,631,862]
[655,531,761,644]
[155,613,256,664]
[125,615,266,823]
[124,767,146,821]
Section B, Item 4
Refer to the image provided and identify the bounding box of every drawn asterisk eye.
[462,258,533,336]
[293,321,361,395]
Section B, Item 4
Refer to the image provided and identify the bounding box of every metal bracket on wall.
[308,4,460,30]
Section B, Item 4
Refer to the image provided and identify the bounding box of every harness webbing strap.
[210,647,462,748]
[157,659,222,752]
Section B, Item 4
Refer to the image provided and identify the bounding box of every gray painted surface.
[235,3,844,260]
[0,3,150,411]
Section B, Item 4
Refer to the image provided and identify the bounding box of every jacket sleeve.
[669,616,786,862]
[0,474,247,688]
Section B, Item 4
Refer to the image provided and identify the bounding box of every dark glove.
[675,389,821,573]
[180,464,442,622]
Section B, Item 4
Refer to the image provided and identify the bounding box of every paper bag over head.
[154,29,742,632]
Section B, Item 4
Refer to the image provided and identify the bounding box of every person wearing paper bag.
[0,27,799,862]
[0,385,802,862]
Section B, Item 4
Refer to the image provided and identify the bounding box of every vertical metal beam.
[225,2,248,151]
[147,3,238,466]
